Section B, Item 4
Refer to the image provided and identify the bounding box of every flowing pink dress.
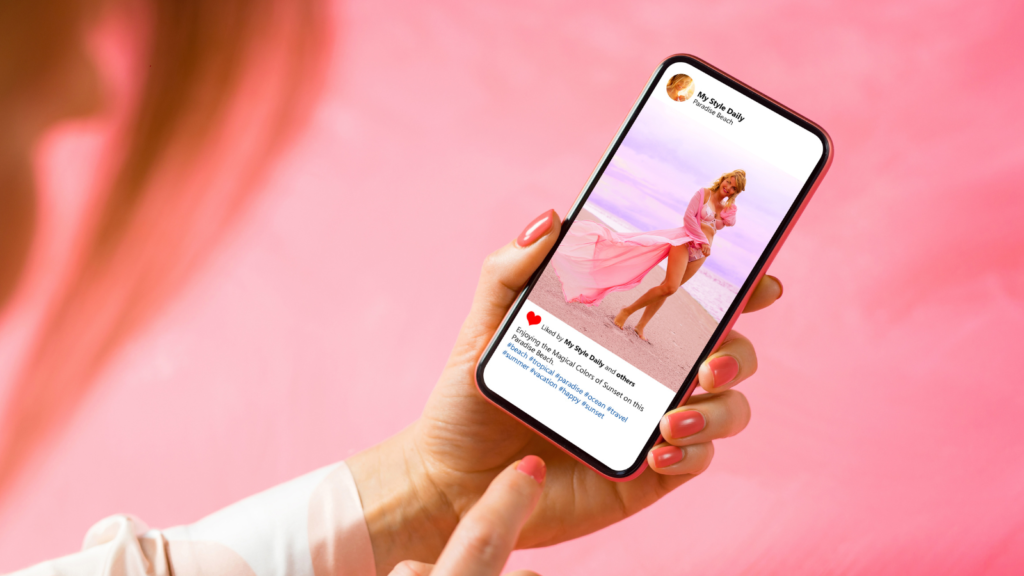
[551,188,737,306]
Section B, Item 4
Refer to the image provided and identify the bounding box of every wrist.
[347,426,459,576]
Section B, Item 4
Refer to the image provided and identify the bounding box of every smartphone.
[475,54,833,480]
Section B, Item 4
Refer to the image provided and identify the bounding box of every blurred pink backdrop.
[2,0,1024,574]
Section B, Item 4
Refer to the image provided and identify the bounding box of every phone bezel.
[474,54,833,480]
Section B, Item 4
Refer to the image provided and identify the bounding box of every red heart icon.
[526,311,541,326]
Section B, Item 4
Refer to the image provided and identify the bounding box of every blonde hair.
[708,169,747,207]
[0,0,329,502]
[666,74,694,101]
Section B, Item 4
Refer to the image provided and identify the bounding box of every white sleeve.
[5,462,376,576]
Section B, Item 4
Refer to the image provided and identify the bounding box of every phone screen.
[478,57,829,475]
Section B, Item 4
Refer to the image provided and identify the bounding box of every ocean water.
[582,205,738,322]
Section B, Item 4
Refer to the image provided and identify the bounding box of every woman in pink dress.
[551,170,745,341]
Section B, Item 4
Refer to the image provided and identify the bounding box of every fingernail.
[516,455,546,484]
[708,355,739,388]
[517,210,554,247]
[664,410,705,439]
[651,446,683,468]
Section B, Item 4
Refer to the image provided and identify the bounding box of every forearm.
[346,426,460,576]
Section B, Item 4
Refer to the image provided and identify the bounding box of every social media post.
[483,302,675,471]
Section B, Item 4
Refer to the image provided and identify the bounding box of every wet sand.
[528,209,718,392]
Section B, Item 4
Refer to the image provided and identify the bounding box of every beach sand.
[527,209,718,392]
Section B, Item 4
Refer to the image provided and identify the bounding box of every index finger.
[430,456,546,576]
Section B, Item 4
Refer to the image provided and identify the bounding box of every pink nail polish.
[516,455,547,484]
[708,355,739,388]
[517,210,554,247]
[665,410,705,439]
[651,446,683,468]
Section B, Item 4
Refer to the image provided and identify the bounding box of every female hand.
[349,209,785,575]
[388,457,547,576]
[701,244,711,257]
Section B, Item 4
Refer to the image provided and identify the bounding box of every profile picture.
[666,74,695,102]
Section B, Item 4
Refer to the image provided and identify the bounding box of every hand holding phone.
[348,54,817,572]
[347,207,776,572]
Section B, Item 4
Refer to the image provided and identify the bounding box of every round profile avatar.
[666,73,695,102]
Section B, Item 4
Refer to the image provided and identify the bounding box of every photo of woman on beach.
[526,88,805,392]
[551,170,745,341]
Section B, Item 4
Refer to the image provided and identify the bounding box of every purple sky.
[584,97,804,287]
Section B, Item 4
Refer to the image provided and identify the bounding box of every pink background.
[3,0,1024,573]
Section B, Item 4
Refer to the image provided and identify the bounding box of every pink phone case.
[475,54,834,481]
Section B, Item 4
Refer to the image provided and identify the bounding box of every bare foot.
[634,326,649,342]
[613,308,631,329]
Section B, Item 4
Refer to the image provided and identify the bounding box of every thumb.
[449,209,560,366]
[430,456,546,576]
